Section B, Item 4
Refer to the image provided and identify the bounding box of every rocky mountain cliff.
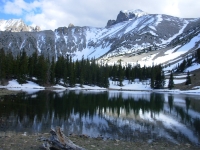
[106,9,148,27]
[0,10,200,66]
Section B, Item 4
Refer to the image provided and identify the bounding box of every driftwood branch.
[41,126,85,150]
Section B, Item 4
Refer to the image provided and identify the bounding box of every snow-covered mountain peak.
[0,19,41,32]
[121,9,148,17]
[6,19,25,28]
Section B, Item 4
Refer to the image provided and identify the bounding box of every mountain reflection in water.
[0,90,200,145]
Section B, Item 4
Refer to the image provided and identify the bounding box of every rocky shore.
[0,132,199,150]
[0,88,21,96]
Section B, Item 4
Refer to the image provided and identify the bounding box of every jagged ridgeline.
[0,9,200,62]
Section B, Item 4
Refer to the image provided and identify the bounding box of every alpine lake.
[0,90,200,146]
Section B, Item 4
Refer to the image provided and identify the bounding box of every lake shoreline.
[1,87,200,97]
[0,88,22,96]
[1,78,200,95]
[0,132,199,150]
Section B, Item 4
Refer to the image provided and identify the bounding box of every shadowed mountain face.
[0,10,200,63]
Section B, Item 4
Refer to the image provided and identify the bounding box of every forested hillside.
[0,48,168,89]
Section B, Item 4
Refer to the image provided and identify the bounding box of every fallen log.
[41,126,85,150]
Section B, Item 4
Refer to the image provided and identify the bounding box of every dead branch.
[41,126,85,150]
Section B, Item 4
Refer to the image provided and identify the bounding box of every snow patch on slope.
[124,18,140,34]
[100,22,128,38]
[155,15,163,26]
[164,46,181,55]
[74,45,111,60]
[138,33,200,67]
[177,33,200,52]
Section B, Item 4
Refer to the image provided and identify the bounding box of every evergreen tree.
[50,57,55,84]
[55,56,65,83]
[178,59,186,72]
[63,55,69,86]
[79,56,85,87]
[130,67,135,83]
[154,72,162,89]
[91,58,97,86]
[185,71,191,85]
[118,59,123,86]
[28,52,38,77]
[14,55,20,79]
[5,51,14,79]
[18,50,28,83]
[74,59,80,84]
[125,64,131,83]
[97,65,104,87]
[37,55,48,84]
[85,59,91,85]
[103,64,110,88]
[111,64,117,83]
[69,56,75,87]
[150,67,155,89]
[0,48,6,80]
[28,55,34,77]
[186,56,193,67]
[196,48,200,63]
[152,65,165,89]
[142,65,147,80]
[168,71,174,90]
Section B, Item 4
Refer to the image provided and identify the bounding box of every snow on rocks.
[0,79,45,94]
[0,78,200,95]
[1,79,45,89]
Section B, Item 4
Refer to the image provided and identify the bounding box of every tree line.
[0,48,165,89]
[168,48,200,87]
[175,48,200,73]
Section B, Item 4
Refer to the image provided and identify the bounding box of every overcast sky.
[0,0,199,30]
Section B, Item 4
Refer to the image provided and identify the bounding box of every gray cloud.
[3,0,200,30]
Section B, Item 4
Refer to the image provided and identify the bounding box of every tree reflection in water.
[0,91,200,145]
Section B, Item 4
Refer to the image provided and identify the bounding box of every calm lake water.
[0,90,200,145]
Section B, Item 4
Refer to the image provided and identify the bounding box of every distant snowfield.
[0,78,200,95]
[115,32,200,68]
[75,45,111,60]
